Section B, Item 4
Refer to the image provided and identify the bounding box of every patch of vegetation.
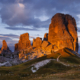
[36,60,71,74]
[23,56,47,66]
[60,56,80,64]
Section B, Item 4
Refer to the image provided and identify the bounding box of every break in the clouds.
[1,0,80,30]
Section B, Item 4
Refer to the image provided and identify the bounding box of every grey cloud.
[0,0,15,3]
[0,34,19,39]
[0,37,12,41]
[0,3,42,27]
[5,27,39,31]
[0,0,24,3]
[0,0,80,29]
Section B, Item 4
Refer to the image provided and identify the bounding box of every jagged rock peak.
[15,33,31,51]
[1,40,9,51]
[48,13,78,52]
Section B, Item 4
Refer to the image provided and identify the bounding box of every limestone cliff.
[33,37,42,48]
[43,33,48,41]
[0,40,11,57]
[48,13,78,52]
[15,33,31,51]
[1,40,9,51]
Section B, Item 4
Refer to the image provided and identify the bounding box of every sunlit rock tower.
[48,13,78,52]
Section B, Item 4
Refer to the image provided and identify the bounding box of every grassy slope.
[0,48,80,80]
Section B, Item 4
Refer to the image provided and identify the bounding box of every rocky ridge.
[0,13,79,66]
[15,13,79,60]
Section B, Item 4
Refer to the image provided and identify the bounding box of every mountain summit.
[48,13,78,52]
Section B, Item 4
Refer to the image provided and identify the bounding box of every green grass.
[60,56,80,64]
[36,60,71,74]
[0,56,72,80]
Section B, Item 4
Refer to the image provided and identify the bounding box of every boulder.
[33,37,42,48]
[48,13,78,52]
[15,33,31,51]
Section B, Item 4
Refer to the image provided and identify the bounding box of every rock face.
[43,33,48,41]
[1,40,9,51]
[19,48,51,60]
[15,33,31,51]
[19,46,33,59]
[0,40,12,58]
[33,37,42,48]
[48,13,78,52]
[0,40,10,54]
[15,43,18,51]
[41,41,49,49]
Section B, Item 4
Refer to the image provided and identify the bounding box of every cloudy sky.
[0,0,80,51]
